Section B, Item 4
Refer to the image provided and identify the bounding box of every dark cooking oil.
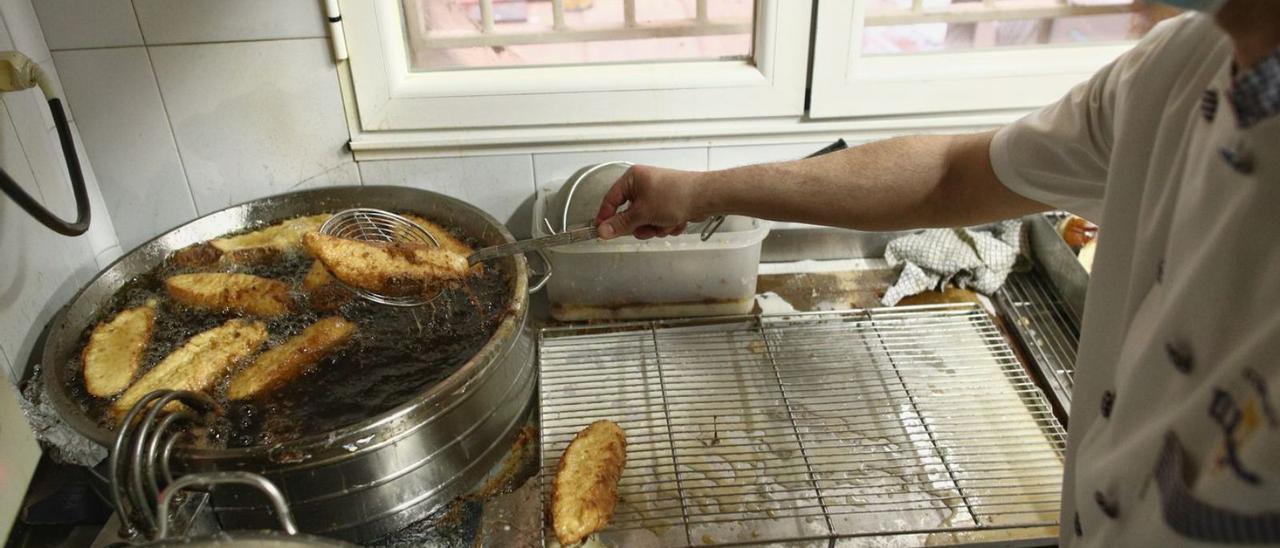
[64,216,511,449]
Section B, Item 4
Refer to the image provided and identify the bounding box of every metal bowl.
[545,161,631,233]
[40,186,537,542]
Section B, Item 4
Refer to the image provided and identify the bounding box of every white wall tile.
[0,0,108,387]
[67,121,121,260]
[708,141,834,170]
[150,39,354,214]
[0,0,50,65]
[53,47,195,249]
[134,0,326,45]
[0,100,39,202]
[359,154,535,236]
[33,0,142,50]
[1,97,108,255]
[3,90,66,208]
[0,102,98,376]
[532,147,707,189]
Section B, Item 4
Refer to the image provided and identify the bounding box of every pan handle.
[156,472,297,540]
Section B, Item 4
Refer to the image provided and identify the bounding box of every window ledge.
[346,109,1030,160]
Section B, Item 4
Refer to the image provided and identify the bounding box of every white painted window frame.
[339,0,812,133]
[337,0,1141,156]
[809,1,1134,118]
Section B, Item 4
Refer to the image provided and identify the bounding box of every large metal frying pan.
[39,186,538,542]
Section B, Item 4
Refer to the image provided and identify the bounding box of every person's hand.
[594,165,708,240]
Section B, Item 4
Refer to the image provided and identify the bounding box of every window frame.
[808,0,1135,118]
[337,0,1143,157]
[340,0,813,132]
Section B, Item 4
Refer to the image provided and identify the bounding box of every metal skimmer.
[538,303,1067,547]
[319,208,442,307]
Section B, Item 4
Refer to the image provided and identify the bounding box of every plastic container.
[533,186,770,321]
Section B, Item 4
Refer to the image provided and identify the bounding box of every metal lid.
[544,161,632,234]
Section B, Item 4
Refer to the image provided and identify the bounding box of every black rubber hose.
[0,98,91,236]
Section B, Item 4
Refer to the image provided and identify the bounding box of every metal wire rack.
[538,303,1066,547]
[995,268,1081,415]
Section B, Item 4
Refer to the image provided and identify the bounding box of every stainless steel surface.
[469,225,599,266]
[761,227,914,261]
[549,161,632,233]
[699,215,726,242]
[39,186,538,542]
[1026,214,1089,319]
[110,390,218,538]
[995,268,1081,418]
[157,472,297,539]
[318,207,443,306]
[538,304,1066,546]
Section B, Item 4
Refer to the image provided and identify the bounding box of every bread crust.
[302,260,352,311]
[112,319,267,416]
[550,420,627,546]
[302,232,470,298]
[209,213,330,263]
[82,300,157,397]
[226,316,356,400]
[165,273,291,316]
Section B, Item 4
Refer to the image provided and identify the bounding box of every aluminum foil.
[19,365,107,466]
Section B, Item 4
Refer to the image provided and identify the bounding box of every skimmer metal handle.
[467,225,598,266]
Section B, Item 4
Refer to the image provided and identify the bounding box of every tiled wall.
[1,0,105,535]
[1,0,119,384]
[37,0,850,253]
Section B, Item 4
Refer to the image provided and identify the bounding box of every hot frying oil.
[64,216,510,449]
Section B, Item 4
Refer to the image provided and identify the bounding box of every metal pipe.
[323,0,347,61]
[110,390,171,536]
[143,412,194,503]
[479,0,495,32]
[551,0,567,30]
[157,472,298,539]
[623,0,636,27]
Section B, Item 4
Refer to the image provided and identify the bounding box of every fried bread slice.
[226,316,356,400]
[302,260,352,311]
[401,214,483,275]
[112,319,267,416]
[302,232,470,298]
[82,300,157,397]
[165,273,291,316]
[209,213,330,263]
[551,420,627,546]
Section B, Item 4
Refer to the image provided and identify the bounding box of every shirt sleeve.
[988,15,1193,223]
[989,61,1121,223]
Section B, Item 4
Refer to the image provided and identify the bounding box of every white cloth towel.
[881,220,1026,306]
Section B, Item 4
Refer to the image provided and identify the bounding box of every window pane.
[861,0,1180,55]
[402,0,755,71]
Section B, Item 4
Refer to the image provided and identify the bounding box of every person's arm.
[594,130,1049,240]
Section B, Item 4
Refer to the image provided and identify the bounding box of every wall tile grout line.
[131,0,199,215]
[0,11,49,205]
[0,99,50,205]
[0,343,13,385]
[50,35,327,54]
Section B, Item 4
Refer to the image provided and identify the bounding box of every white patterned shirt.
[989,13,1280,547]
